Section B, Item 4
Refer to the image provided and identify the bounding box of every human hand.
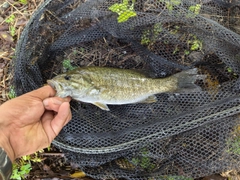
[0,85,72,162]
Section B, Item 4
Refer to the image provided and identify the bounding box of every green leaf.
[19,0,28,5]
[117,10,136,23]
[188,5,196,12]
[123,0,128,5]
[190,40,202,51]
[188,4,201,15]
[166,2,173,11]
[20,163,32,175]
[171,0,181,5]
[195,4,201,14]
[10,26,16,36]
[109,0,137,23]
[8,86,16,99]
[10,169,22,180]
[227,67,233,73]
[109,3,122,14]
[5,14,15,24]
[62,59,76,71]
[184,50,190,55]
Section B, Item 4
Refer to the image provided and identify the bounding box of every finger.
[41,110,56,143]
[43,97,71,112]
[64,108,72,126]
[49,102,71,137]
[26,85,56,100]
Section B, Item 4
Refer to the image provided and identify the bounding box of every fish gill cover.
[13,0,240,179]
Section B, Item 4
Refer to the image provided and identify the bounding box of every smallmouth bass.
[47,66,204,111]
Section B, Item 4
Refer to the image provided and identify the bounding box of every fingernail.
[43,99,48,106]
[63,97,71,102]
[53,99,63,105]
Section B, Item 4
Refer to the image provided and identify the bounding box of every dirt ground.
[1,0,240,180]
[0,0,93,179]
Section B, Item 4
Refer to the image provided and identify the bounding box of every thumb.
[42,102,72,142]
[51,102,72,136]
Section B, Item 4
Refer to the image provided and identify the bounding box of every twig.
[41,152,65,156]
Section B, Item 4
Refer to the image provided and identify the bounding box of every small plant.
[109,0,137,23]
[62,59,77,71]
[187,4,201,18]
[9,26,16,37]
[131,148,156,171]
[11,163,31,180]
[141,23,163,46]
[141,29,151,45]
[187,35,202,51]
[227,137,240,155]
[227,125,240,155]
[8,86,16,99]
[189,4,201,15]
[5,14,16,37]
[11,151,43,180]
[18,0,28,5]
[159,0,181,11]
[173,46,179,54]
[5,14,15,24]
[226,67,238,78]
[184,50,190,55]
[180,34,203,56]
[170,25,180,35]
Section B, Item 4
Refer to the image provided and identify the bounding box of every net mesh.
[13,0,240,179]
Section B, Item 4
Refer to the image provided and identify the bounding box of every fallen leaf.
[16,19,28,26]
[0,31,14,42]
[0,25,8,31]
[42,164,51,171]
[70,171,86,178]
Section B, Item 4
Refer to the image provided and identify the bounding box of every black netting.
[13,0,240,179]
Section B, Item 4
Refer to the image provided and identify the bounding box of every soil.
[0,0,93,179]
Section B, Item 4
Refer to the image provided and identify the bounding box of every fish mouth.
[47,80,69,98]
[47,80,60,91]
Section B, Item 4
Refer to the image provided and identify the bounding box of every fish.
[47,66,204,111]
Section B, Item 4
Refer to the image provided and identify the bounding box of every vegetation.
[141,23,163,46]
[18,0,28,5]
[109,0,137,23]
[187,34,202,51]
[227,125,240,155]
[11,151,43,180]
[5,14,16,37]
[159,0,181,11]
[62,59,77,71]
[188,4,201,16]
[131,148,156,171]
[8,86,16,99]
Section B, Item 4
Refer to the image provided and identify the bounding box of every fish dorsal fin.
[93,102,110,111]
[139,95,157,103]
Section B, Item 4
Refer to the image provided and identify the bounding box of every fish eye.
[64,75,71,80]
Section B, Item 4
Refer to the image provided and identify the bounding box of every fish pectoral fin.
[93,102,110,111]
[139,95,157,103]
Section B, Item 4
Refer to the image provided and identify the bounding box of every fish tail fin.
[174,68,206,93]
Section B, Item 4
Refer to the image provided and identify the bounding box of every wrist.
[0,132,15,162]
